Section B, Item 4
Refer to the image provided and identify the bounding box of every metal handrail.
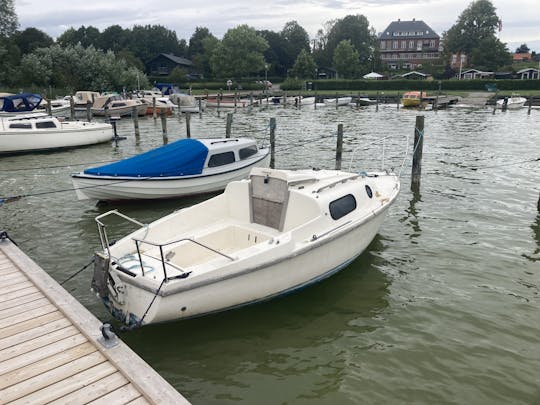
[95,210,146,255]
[132,237,235,281]
[347,135,394,172]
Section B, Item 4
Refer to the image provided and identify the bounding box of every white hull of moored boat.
[92,168,399,326]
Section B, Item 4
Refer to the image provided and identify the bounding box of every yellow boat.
[401,91,424,108]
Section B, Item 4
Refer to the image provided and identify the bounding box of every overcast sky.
[15,0,540,53]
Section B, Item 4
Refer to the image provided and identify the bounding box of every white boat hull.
[0,123,113,154]
[496,97,526,109]
[323,97,353,106]
[73,153,270,200]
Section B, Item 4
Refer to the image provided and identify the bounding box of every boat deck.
[0,236,190,404]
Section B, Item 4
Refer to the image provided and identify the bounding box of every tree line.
[0,0,528,93]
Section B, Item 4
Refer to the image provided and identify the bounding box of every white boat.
[323,97,352,106]
[496,95,527,109]
[91,95,147,117]
[0,93,43,117]
[206,98,252,108]
[35,98,71,116]
[72,137,270,201]
[72,91,101,111]
[0,113,113,154]
[91,167,400,326]
[139,96,178,116]
[169,94,202,113]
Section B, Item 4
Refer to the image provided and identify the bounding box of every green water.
[1,104,539,404]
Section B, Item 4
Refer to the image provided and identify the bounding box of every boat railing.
[131,237,235,281]
[347,134,409,173]
[95,210,145,256]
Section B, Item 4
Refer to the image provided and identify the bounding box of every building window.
[380,41,386,49]
[409,40,414,49]
[401,41,407,49]
[430,40,436,47]
[393,41,398,49]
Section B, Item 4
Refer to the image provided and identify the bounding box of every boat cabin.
[1,114,61,131]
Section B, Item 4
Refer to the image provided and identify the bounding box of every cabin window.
[239,145,258,160]
[208,151,235,167]
[365,185,373,198]
[329,194,357,220]
[35,121,58,129]
[9,123,31,129]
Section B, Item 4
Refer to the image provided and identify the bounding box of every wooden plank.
[8,362,117,405]
[0,291,44,311]
[0,311,63,339]
[0,279,33,295]
[0,296,50,320]
[0,302,57,328]
[49,372,128,404]
[0,342,96,390]
[0,286,39,304]
[87,383,142,405]
[0,333,87,375]
[0,351,107,403]
[1,271,27,284]
[0,317,71,351]
[126,397,151,405]
[0,265,19,276]
[0,325,79,362]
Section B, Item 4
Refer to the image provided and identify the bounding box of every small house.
[458,69,493,80]
[147,53,194,76]
[517,68,540,79]
[400,71,433,80]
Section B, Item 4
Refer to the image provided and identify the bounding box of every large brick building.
[379,19,441,70]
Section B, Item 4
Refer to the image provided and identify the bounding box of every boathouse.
[147,53,194,76]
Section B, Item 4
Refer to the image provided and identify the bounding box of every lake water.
[1,102,539,404]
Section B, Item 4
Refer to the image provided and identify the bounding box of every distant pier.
[0,236,190,404]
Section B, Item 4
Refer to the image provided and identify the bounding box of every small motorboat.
[169,94,202,113]
[401,91,424,108]
[91,167,400,326]
[323,97,352,106]
[91,95,147,117]
[496,95,527,110]
[140,96,178,116]
[206,98,252,108]
[35,98,71,116]
[72,137,270,201]
[0,93,43,117]
[0,113,113,154]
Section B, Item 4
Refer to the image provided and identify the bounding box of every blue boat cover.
[84,139,209,177]
[0,93,42,112]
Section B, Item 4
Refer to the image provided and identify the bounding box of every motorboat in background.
[72,91,101,111]
[91,167,399,326]
[0,93,43,117]
[35,98,71,116]
[72,137,269,201]
[0,113,113,154]
[496,95,527,110]
[91,95,147,117]
[323,97,352,106]
[401,91,424,108]
[206,97,252,108]
[169,94,202,113]
[140,97,178,116]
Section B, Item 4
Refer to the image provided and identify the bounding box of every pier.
[0,236,189,404]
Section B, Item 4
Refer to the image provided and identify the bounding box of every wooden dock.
[0,236,190,404]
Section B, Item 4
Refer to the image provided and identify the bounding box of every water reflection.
[401,186,422,242]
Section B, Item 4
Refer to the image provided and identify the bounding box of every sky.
[14,0,540,53]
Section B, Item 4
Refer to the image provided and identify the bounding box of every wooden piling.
[335,124,343,170]
[152,97,157,120]
[226,112,233,138]
[86,100,92,122]
[69,96,74,120]
[131,106,139,137]
[528,96,533,115]
[376,91,379,112]
[314,92,317,110]
[185,112,191,138]
[396,92,400,110]
[335,92,339,110]
[46,99,52,116]
[269,117,276,169]
[198,98,203,118]
[411,115,425,189]
[502,96,508,112]
[160,109,167,136]
[234,90,238,112]
[492,91,498,115]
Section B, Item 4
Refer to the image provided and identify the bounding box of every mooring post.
[46,99,52,116]
[86,100,92,122]
[335,92,339,110]
[397,92,400,110]
[152,97,157,120]
[69,96,74,120]
[226,112,233,138]
[131,106,140,137]
[284,91,288,107]
[376,91,379,112]
[492,91,498,115]
[270,117,276,169]
[411,115,425,189]
[528,96,533,115]
[160,109,167,136]
[198,98,203,118]
[502,96,508,112]
[234,90,238,112]
[185,112,191,138]
[250,92,254,110]
[335,124,343,170]
[314,92,317,110]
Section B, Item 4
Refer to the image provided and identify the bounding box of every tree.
[291,49,316,79]
[516,44,530,54]
[188,27,216,78]
[333,40,360,79]
[199,35,219,79]
[128,25,186,65]
[280,21,310,71]
[209,25,268,78]
[470,37,512,70]
[0,0,18,37]
[168,66,187,84]
[99,25,128,53]
[13,28,53,55]
[258,30,288,76]
[57,25,101,48]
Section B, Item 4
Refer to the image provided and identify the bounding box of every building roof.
[154,53,193,67]
[379,19,439,40]
[517,67,540,73]
[512,53,532,61]
[401,71,429,78]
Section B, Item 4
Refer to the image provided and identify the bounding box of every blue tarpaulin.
[0,93,42,112]
[84,139,209,177]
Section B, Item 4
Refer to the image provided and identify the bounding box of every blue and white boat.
[0,93,43,117]
[71,137,270,201]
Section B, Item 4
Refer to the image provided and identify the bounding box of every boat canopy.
[0,93,42,112]
[84,139,209,177]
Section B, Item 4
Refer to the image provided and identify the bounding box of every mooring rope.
[59,256,95,286]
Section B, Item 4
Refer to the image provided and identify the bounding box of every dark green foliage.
[13,28,53,55]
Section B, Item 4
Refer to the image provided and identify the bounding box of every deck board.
[0,238,189,404]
